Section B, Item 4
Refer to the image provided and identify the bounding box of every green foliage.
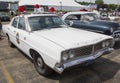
[95,0,104,4]
[77,1,93,5]
[108,4,117,10]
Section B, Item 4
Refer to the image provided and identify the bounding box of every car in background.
[62,12,120,42]
[100,12,120,21]
[3,13,114,76]
[100,13,110,20]
[0,12,10,21]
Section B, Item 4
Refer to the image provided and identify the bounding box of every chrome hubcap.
[37,57,43,68]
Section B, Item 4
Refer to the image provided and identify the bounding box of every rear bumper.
[54,47,113,74]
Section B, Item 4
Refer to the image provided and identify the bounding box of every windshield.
[28,16,67,31]
[81,13,98,21]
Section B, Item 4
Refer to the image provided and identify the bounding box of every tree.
[95,0,104,5]
[77,1,91,5]
[108,4,117,10]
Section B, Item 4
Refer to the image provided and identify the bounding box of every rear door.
[8,17,19,45]
[15,17,30,54]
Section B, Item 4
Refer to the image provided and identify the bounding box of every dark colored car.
[62,12,120,41]
[0,12,10,21]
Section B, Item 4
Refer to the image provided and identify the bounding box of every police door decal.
[16,32,20,44]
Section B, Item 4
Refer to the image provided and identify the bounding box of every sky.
[76,0,120,4]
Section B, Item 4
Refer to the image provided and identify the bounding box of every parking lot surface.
[0,23,120,83]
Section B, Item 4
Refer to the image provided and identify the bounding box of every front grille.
[74,45,93,57]
[73,41,104,57]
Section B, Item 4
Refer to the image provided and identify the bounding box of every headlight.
[106,41,110,47]
[102,40,111,48]
[69,50,75,58]
[102,42,106,47]
[62,52,69,61]
[62,50,75,61]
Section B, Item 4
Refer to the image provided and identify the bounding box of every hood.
[33,28,112,49]
[90,20,119,29]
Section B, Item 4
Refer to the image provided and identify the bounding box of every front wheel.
[33,53,53,76]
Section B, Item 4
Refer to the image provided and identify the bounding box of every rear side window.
[12,17,18,28]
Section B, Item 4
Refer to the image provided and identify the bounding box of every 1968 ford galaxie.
[62,12,120,41]
[3,13,114,76]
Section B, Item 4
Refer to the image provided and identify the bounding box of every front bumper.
[54,47,113,74]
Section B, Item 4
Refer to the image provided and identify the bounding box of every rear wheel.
[33,52,53,76]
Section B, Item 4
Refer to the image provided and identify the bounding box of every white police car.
[3,13,114,76]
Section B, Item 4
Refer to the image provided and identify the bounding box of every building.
[0,0,19,11]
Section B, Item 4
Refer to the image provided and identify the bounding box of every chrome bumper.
[54,48,114,74]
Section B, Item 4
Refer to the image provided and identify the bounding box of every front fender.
[27,33,65,68]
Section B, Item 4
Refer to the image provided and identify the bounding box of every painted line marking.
[0,61,14,83]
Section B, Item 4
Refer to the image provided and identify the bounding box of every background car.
[100,12,120,21]
[62,12,120,42]
[100,13,110,20]
[0,12,10,21]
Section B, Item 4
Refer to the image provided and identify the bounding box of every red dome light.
[34,4,40,8]
[50,7,55,12]
[18,6,24,12]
